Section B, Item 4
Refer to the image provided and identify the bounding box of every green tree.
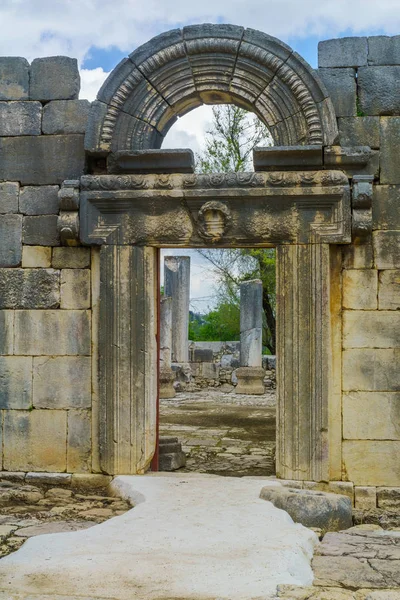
[189,302,240,342]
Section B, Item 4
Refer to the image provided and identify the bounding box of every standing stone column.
[164,256,190,363]
[235,279,265,395]
[159,296,176,398]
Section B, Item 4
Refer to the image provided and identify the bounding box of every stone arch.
[85,24,338,154]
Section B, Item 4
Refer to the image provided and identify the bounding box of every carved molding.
[57,180,80,246]
[351,174,373,241]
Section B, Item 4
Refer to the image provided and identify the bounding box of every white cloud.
[80,67,109,101]
[162,106,214,153]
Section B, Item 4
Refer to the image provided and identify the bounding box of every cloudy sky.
[2,0,399,311]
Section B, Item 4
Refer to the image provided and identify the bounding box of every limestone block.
[14,310,91,355]
[0,135,85,185]
[343,392,400,439]
[0,57,29,100]
[343,440,400,486]
[0,311,13,354]
[379,270,400,309]
[71,473,112,490]
[52,247,91,268]
[373,231,400,269]
[23,215,60,246]
[33,356,91,409]
[67,410,92,472]
[318,37,368,67]
[22,246,51,268]
[358,67,400,115]
[328,481,354,503]
[376,487,400,508]
[235,366,265,395]
[0,101,41,136]
[0,182,19,214]
[200,362,219,379]
[318,68,356,117]
[0,214,22,266]
[30,57,80,101]
[25,472,71,486]
[61,269,91,309]
[42,100,91,134]
[343,310,400,348]
[380,117,400,184]
[19,185,59,215]
[338,117,380,148]
[0,356,32,409]
[354,486,377,510]
[342,242,373,269]
[373,185,400,230]
[368,35,400,65]
[158,451,186,471]
[343,270,377,309]
[342,348,400,391]
[3,409,67,472]
[0,268,60,308]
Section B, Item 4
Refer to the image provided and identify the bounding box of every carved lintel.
[58,180,80,246]
[197,201,232,243]
[352,175,373,241]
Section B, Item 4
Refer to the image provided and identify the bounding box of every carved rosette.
[57,180,81,246]
[197,201,232,243]
[351,175,373,241]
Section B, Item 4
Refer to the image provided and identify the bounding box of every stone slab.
[23,215,59,246]
[343,348,400,391]
[33,356,91,409]
[0,182,19,214]
[380,117,400,184]
[354,486,377,510]
[0,101,41,136]
[343,310,400,348]
[318,68,356,117]
[0,268,60,308]
[342,242,374,270]
[14,520,96,538]
[373,185,400,230]
[343,440,400,486]
[52,247,91,269]
[368,35,400,65]
[0,214,22,267]
[358,67,400,116]
[338,117,380,148]
[0,57,29,100]
[343,392,400,440]
[3,409,67,472]
[14,310,91,355]
[379,270,400,310]
[0,311,14,355]
[318,37,368,67]
[30,57,80,101]
[377,487,400,509]
[253,146,323,170]
[107,149,195,174]
[42,99,91,134]
[0,356,32,409]
[343,270,377,309]
[60,269,91,309]
[19,185,59,215]
[67,410,92,473]
[25,472,72,486]
[0,135,85,185]
[374,231,400,269]
[21,246,52,268]
[70,473,112,490]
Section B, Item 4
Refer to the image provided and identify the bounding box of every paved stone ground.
[159,388,276,476]
[0,480,131,558]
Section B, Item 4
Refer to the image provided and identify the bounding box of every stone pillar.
[159,296,176,398]
[235,279,265,395]
[164,256,190,363]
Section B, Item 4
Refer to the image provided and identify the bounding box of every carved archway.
[85,24,338,153]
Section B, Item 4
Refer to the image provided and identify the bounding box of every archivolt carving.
[85,24,338,154]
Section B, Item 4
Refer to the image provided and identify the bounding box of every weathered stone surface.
[14,310,91,355]
[158,451,186,471]
[30,57,80,101]
[358,67,400,116]
[253,146,323,170]
[343,311,400,348]
[0,135,85,185]
[23,215,60,245]
[260,486,352,531]
[33,356,91,409]
[0,268,59,308]
[61,269,91,309]
[318,68,356,117]
[0,356,32,409]
[380,117,400,184]
[355,486,377,510]
[240,279,263,368]
[343,242,374,270]
[71,473,112,490]
[368,35,400,65]
[25,472,72,486]
[343,392,400,440]
[377,487,400,509]
[107,149,195,174]
[0,214,22,266]
[67,410,92,473]
[0,57,29,100]
[235,366,265,395]
[42,99,90,134]
[0,481,43,505]
[328,481,354,502]
[21,246,52,268]
[0,182,19,214]
[343,440,400,486]
[323,145,378,177]
[3,410,67,472]
[338,117,380,148]
[318,37,368,67]
[373,185,400,230]
[379,270,400,310]
[343,270,377,309]
[0,311,13,355]
[19,185,59,215]
[374,231,400,269]
[52,246,91,268]
[14,520,96,538]
[164,256,190,363]
[0,101,41,136]
[277,585,356,598]
[343,349,400,391]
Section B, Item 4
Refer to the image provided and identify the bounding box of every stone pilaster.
[164,256,190,363]
[159,296,175,399]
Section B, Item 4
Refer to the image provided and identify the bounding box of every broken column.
[159,296,176,398]
[235,279,265,394]
[164,256,190,363]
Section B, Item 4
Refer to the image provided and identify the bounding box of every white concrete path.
[0,473,318,600]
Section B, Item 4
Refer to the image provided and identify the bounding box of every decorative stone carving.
[197,201,232,242]
[57,180,80,246]
[351,174,373,241]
